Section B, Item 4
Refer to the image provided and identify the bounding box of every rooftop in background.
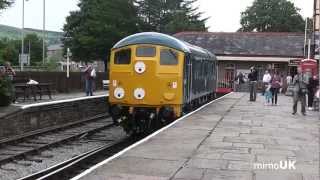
[174,32,306,58]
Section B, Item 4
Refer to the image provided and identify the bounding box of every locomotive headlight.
[114,87,125,99]
[172,82,177,89]
[134,61,146,74]
[134,88,145,100]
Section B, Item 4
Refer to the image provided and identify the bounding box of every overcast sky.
[0,0,314,32]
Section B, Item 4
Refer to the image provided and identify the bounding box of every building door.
[224,64,235,88]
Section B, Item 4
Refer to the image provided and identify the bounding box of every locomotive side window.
[136,46,156,57]
[160,49,178,65]
[114,49,131,64]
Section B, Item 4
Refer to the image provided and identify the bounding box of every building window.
[256,65,264,80]
[225,63,235,69]
[114,49,131,64]
[273,63,280,69]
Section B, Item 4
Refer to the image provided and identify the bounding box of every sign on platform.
[288,59,301,66]
[19,54,30,65]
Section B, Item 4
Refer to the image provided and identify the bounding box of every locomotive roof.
[113,32,215,59]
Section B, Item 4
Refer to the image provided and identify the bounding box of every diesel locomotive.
[109,32,217,134]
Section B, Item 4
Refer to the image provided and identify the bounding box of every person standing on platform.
[262,70,271,95]
[264,83,272,105]
[292,67,308,115]
[307,76,317,110]
[270,71,281,105]
[83,64,95,96]
[248,66,258,101]
[4,62,15,81]
[4,62,16,102]
[0,66,5,79]
[235,72,245,84]
[287,73,293,85]
[235,72,245,91]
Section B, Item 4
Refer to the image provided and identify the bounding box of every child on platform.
[265,83,272,105]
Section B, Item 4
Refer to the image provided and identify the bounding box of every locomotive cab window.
[114,49,131,64]
[160,49,178,65]
[136,46,156,57]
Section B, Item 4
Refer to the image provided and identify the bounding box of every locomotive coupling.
[160,106,175,121]
[110,105,123,125]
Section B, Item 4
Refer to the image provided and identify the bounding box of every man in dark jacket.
[307,76,317,110]
[83,65,94,96]
[292,67,308,115]
[248,66,258,101]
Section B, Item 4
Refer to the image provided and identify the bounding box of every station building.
[174,32,305,84]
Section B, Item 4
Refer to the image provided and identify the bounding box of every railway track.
[19,136,140,180]
[1,95,226,180]
[0,114,127,180]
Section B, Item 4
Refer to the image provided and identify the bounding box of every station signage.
[288,59,301,66]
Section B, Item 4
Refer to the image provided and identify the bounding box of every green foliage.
[0,25,63,46]
[42,58,59,71]
[63,0,207,63]
[239,0,305,32]
[0,38,19,65]
[137,0,207,34]
[0,34,45,66]
[24,33,44,65]
[63,0,139,62]
[0,76,13,106]
[0,0,13,10]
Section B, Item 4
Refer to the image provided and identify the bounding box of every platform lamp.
[20,0,26,71]
[318,0,320,119]
[42,0,46,65]
[318,37,320,119]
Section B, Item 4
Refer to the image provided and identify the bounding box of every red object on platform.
[216,87,233,93]
[299,59,318,78]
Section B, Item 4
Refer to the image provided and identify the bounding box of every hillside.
[0,24,63,45]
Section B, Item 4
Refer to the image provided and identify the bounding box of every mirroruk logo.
[253,160,296,170]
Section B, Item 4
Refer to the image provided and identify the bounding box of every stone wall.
[0,96,109,141]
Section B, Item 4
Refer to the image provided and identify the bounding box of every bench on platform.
[14,83,53,101]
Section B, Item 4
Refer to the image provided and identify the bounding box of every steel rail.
[19,136,136,180]
[0,117,114,165]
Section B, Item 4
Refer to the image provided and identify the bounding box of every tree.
[239,0,305,32]
[0,34,44,66]
[63,0,140,62]
[0,38,19,66]
[0,0,13,10]
[136,0,207,34]
[24,34,44,65]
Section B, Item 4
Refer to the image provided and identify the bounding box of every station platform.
[74,92,319,180]
[13,90,108,106]
[0,91,109,141]
[0,90,108,118]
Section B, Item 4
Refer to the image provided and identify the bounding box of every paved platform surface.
[13,90,108,106]
[0,90,108,118]
[76,92,319,180]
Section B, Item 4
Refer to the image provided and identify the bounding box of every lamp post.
[42,0,46,65]
[67,48,71,78]
[20,0,25,71]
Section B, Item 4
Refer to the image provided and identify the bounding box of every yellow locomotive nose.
[110,45,183,106]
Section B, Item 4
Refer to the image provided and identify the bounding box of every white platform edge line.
[18,94,109,110]
[71,92,234,180]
